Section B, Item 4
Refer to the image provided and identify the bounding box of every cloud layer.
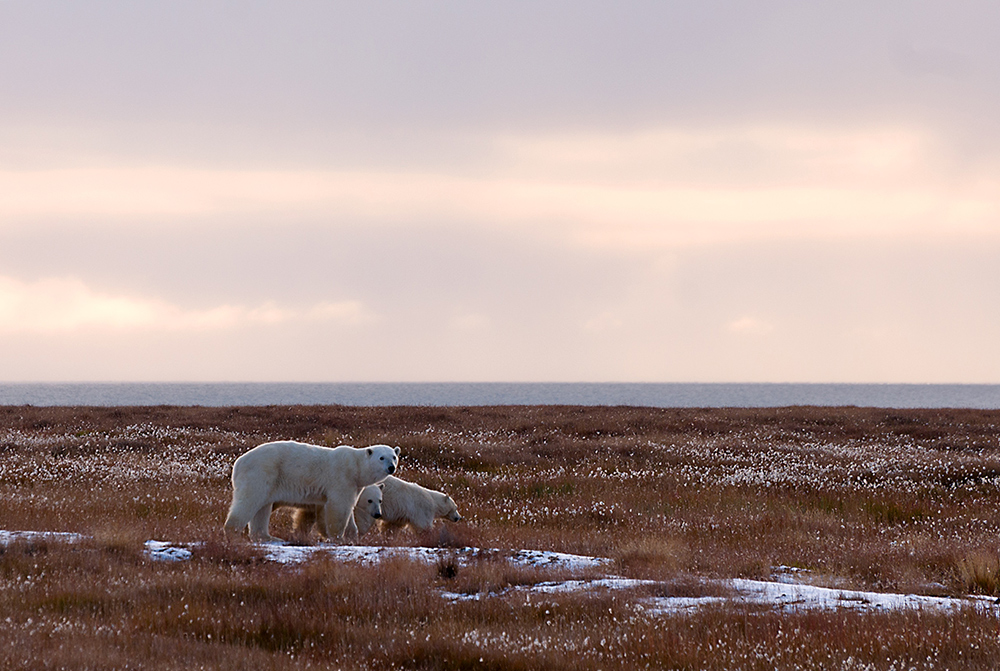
[1,2,999,382]
[0,275,371,333]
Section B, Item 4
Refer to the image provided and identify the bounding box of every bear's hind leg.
[408,507,435,533]
[223,507,245,538]
[224,494,263,538]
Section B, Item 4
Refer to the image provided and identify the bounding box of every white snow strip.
[4,530,999,614]
[128,537,611,571]
[261,543,611,571]
[443,577,656,602]
[529,577,656,594]
[446,574,1000,614]
[264,543,452,566]
[509,548,614,570]
[643,579,1000,614]
[441,591,483,602]
[0,529,87,545]
[144,540,194,562]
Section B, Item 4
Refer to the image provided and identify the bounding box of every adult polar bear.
[224,441,399,541]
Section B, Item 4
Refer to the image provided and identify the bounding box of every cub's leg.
[292,506,318,534]
[289,505,350,541]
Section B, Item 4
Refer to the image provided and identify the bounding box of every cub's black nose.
[373,512,382,519]
[387,464,396,474]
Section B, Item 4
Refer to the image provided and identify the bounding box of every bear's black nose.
[373,512,382,519]
[387,464,396,474]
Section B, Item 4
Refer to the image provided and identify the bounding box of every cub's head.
[365,444,400,479]
[357,483,384,519]
[437,494,462,523]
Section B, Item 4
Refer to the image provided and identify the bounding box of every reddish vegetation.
[2,405,1000,669]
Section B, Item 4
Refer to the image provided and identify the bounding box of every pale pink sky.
[1,1,999,382]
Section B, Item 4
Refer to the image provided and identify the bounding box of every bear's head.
[365,444,401,480]
[358,483,384,519]
[437,494,462,523]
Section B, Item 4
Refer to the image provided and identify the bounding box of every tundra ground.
[2,405,1000,670]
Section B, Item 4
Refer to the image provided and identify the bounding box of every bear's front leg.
[322,500,355,541]
[248,502,281,542]
[344,514,359,540]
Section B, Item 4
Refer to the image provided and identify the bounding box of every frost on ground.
[0,529,87,545]
[144,538,612,571]
[645,578,1000,614]
[5,530,998,614]
[144,535,1000,614]
[143,539,193,561]
[444,573,1000,614]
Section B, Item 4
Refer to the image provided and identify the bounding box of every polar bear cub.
[224,441,399,541]
[282,482,384,539]
[294,475,461,538]
[361,475,462,535]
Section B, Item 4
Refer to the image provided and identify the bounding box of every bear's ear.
[378,483,384,490]
[394,446,401,456]
[366,447,373,456]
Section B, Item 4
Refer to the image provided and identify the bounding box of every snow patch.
[0,529,87,545]
[4,530,999,614]
[261,543,611,570]
[644,578,1000,614]
[144,540,194,562]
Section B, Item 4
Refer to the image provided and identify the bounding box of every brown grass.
[2,404,1000,668]
[956,551,1000,595]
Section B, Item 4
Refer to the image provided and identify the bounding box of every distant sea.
[1,383,1000,408]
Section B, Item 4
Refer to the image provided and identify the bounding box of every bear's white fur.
[294,475,461,537]
[360,475,462,534]
[349,483,384,535]
[224,441,399,541]
[285,482,383,539]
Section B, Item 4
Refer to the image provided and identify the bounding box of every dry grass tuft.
[190,538,270,566]
[445,553,565,596]
[436,554,460,580]
[90,523,148,558]
[956,551,1000,595]
[614,536,690,580]
[415,520,478,549]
